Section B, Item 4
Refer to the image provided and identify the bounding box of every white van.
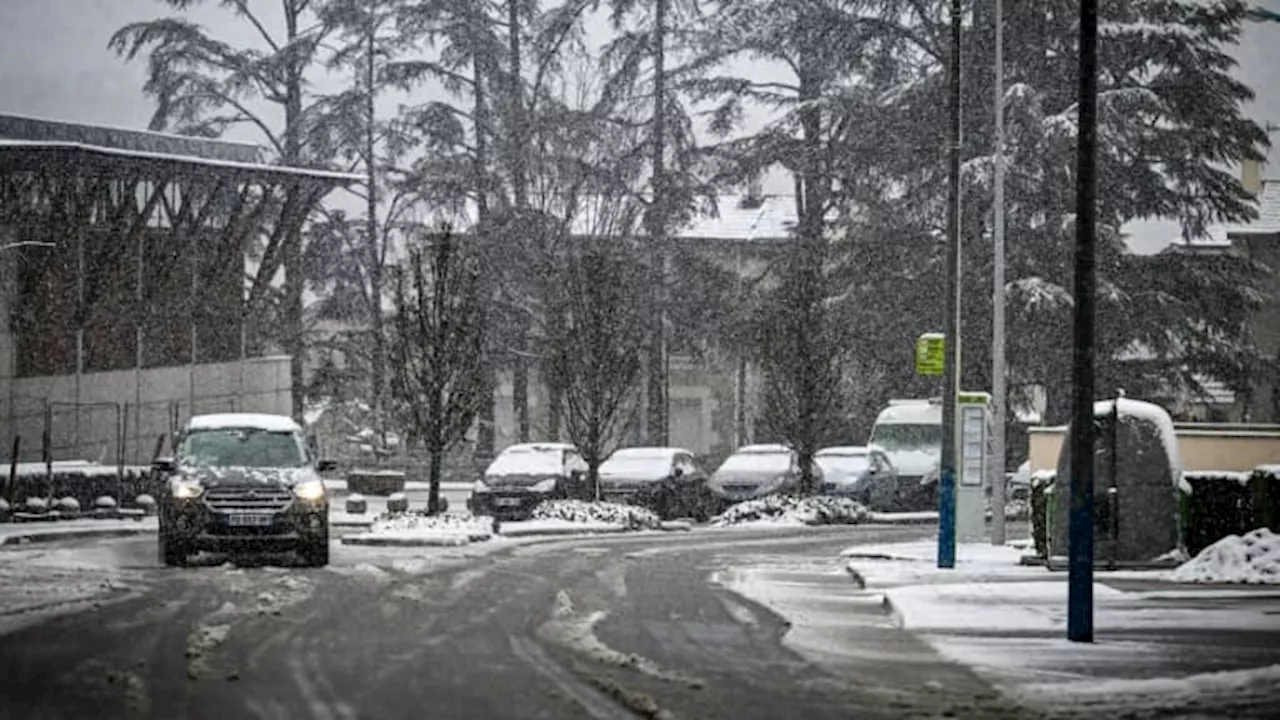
[867,399,942,509]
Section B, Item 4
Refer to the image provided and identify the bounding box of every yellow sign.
[915,333,945,376]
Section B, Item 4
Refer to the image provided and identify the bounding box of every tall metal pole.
[938,0,964,570]
[991,0,1008,546]
[1068,0,1100,644]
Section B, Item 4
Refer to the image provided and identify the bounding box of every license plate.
[494,498,523,507]
[227,513,274,527]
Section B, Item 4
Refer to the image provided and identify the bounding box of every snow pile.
[528,500,661,530]
[363,511,495,545]
[1171,528,1280,584]
[710,494,868,528]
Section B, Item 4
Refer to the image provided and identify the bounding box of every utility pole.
[991,0,1008,547]
[938,0,964,570]
[1069,0,1100,644]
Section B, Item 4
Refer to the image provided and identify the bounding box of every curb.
[1,524,155,546]
[341,533,488,547]
[866,514,940,526]
[498,525,633,538]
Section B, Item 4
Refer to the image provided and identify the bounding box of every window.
[178,428,307,468]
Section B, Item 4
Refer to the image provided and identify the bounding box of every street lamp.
[991,0,1008,547]
[938,0,964,570]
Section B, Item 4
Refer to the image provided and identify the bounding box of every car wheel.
[301,522,330,567]
[158,531,188,567]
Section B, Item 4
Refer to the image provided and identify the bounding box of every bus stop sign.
[915,333,945,376]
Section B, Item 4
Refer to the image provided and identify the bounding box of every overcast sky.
[3,0,1280,253]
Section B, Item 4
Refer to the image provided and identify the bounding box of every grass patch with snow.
[1171,528,1280,584]
[710,494,869,528]
[527,500,661,530]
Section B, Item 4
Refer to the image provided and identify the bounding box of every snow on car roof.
[817,446,870,456]
[609,447,692,459]
[501,442,577,454]
[736,443,792,454]
[875,402,942,425]
[185,413,302,433]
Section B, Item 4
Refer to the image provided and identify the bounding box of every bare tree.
[542,235,648,500]
[387,226,489,513]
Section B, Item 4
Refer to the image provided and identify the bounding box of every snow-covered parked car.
[815,445,898,511]
[468,442,588,521]
[706,444,818,503]
[154,413,336,567]
[598,446,715,521]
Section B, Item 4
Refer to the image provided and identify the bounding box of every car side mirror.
[317,459,337,473]
[152,457,177,474]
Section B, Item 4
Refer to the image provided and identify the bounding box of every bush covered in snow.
[1171,528,1279,584]
[710,494,869,527]
[345,494,368,515]
[529,499,662,530]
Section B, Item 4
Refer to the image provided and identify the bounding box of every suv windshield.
[869,424,941,453]
[178,428,307,468]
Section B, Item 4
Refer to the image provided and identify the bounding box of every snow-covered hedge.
[1171,528,1279,584]
[529,499,661,530]
[710,494,869,527]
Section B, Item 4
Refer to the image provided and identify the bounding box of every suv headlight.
[532,477,558,493]
[170,477,204,500]
[472,479,491,493]
[293,479,327,502]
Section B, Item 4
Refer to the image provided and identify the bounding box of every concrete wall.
[0,356,292,465]
[1028,424,1280,473]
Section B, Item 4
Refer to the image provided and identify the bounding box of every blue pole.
[938,467,956,567]
[937,0,963,570]
[1068,0,1099,643]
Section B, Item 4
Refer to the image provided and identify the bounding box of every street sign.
[915,333,945,376]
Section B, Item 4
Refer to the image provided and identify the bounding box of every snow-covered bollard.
[24,496,48,513]
[345,493,368,515]
[55,497,81,518]
[94,495,118,510]
[134,494,157,516]
[386,492,409,514]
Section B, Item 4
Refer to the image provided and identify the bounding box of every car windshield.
[718,451,792,474]
[603,452,672,473]
[178,428,307,468]
[487,449,563,476]
[816,454,869,475]
[870,424,942,453]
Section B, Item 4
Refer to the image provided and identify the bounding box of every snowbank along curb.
[0,522,156,546]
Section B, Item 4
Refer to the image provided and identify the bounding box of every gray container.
[1049,398,1181,564]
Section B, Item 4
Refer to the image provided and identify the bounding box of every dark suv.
[154,413,335,567]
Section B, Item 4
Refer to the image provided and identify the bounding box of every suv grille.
[204,488,293,512]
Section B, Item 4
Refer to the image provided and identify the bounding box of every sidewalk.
[843,538,1280,718]
[0,517,158,546]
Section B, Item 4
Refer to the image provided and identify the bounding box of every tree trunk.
[473,53,497,462]
[644,0,669,446]
[507,0,534,444]
[428,447,443,515]
[365,11,387,454]
[283,5,306,423]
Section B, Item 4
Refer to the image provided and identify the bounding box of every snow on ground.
[1170,528,1280,584]
[527,499,661,530]
[343,512,494,546]
[498,519,633,537]
[0,533,147,636]
[843,538,1280,716]
[0,517,157,545]
[867,510,939,524]
[1016,663,1280,716]
[710,495,868,528]
[843,539,1043,587]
